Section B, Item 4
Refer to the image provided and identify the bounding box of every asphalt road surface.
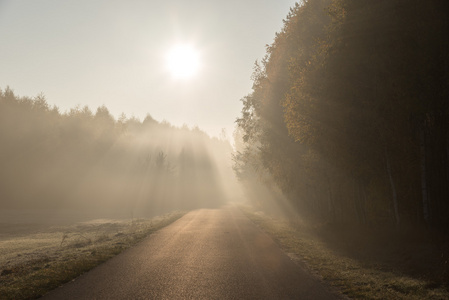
[41,206,338,299]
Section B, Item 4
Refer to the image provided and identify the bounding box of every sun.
[166,44,200,79]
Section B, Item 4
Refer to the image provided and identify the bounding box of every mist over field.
[0,88,241,219]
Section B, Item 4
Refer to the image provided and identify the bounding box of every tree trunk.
[353,180,366,226]
[419,126,430,224]
[352,178,365,225]
[326,175,336,223]
[385,146,400,226]
[359,183,367,225]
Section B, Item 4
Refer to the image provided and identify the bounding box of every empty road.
[42,206,337,299]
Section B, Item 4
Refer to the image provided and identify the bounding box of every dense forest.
[0,87,235,216]
[234,0,449,232]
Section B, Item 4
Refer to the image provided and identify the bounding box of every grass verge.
[240,205,449,300]
[0,211,186,300]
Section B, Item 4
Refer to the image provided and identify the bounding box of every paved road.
[41,206,337,299]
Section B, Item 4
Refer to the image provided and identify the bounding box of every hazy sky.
[0,0,297,138]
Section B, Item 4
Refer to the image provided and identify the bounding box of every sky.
[0,0,297,139]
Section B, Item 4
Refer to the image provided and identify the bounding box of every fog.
[0,87,244,219]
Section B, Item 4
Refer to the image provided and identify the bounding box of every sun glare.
[166,44,200,79]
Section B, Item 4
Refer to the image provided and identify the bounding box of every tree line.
[0,87,233,216]
[234,0,449,232]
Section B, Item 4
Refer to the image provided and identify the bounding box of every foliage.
[234,0,449,231]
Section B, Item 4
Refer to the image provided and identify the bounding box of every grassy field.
[0,210,186,300]
[240,205,449,300]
